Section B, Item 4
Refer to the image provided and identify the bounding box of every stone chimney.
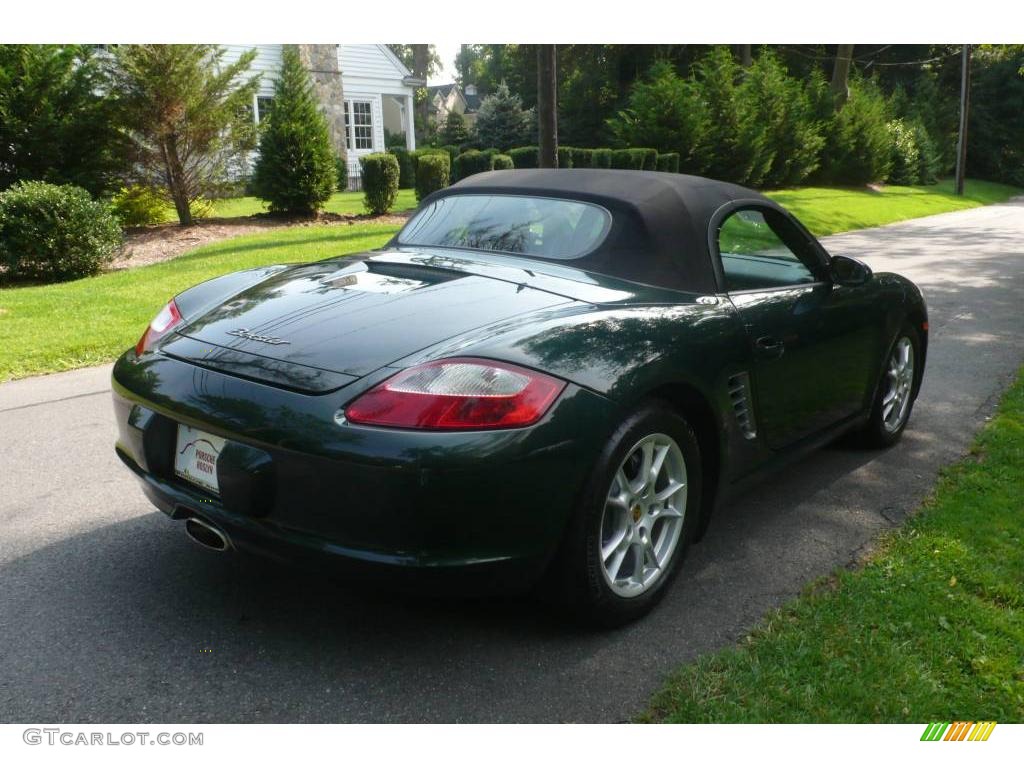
[296,44,347,162]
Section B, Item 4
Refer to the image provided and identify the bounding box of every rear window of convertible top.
[397,194,612,260]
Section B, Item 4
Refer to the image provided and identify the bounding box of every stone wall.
[296,44,347,166]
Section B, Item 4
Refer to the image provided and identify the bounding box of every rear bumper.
[112,351,619,589]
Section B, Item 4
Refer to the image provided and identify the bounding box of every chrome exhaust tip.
[184,517,230,552]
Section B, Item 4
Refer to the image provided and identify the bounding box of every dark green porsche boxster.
[112,170,927,625]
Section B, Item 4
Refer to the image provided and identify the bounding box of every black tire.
[547,400,702,628]
[859,323,921,448]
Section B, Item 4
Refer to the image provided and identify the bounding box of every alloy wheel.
[882,336,915,433]
[599,433,687,597]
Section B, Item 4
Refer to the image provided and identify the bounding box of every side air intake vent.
[727,372,757,440]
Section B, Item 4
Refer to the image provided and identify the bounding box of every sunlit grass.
[765,179,1020,237]
[0,223,400,380]
[641,366,1024,723]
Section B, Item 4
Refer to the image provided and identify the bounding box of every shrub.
[508,146,539,169]
[636,148,658,170]
[572,148,595,168]
[409,148,448,178]
[557,147,574,168]
[911,120,941,185]
[252,46,337,213]
[817,78,892,186]
[452,149,494,181]
[611,148,654,170]
[737,51,824,187]
[492,154,514,171]
[389,147,415,189]
[610,149,633,169]
[359,153,400,215]
[110,185,170,227]
[886,119,920,186]
[0,181,122,283]
[606,60,707,174]
[441,145,460,164]
[415,153,450,201]
[591,148,613,169]
[656,153,681,173]
[335,155,348,191]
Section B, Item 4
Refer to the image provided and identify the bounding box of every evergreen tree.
[439,111,470,146]
[110,45,260,225]
[473,82,534,150]
[605,61,707,175]
[252,46,337,214]
[0,45,128,196]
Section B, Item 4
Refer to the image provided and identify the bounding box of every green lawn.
[0,223,400,380]
[764,179,1020,237]
[642,367,1024,723]
[208,188,418,219]
[0,178,1019,382]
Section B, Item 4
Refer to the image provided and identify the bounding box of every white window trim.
[344,98,374,152]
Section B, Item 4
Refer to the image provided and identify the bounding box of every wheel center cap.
[631,504,643,523]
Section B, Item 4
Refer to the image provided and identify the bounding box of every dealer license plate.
[174,425,226,495]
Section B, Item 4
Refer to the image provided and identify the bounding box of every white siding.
[217,44,416,183]
[221,44,282,97]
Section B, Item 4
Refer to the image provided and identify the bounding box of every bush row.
[606,48,945,188]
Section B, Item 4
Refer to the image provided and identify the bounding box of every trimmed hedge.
[572,148,595,168]
[508,146,539,169]
[557,147,574,168]
[0,181,122,283]
[611,147,658,170]
[591,148,613,168]
[359,153,400,215]
[415,153,450,201]
[453,149,494,181]
[335,155,348,191]
[388,147,415,189]
[492,154,514,171]
[656,152,681,173]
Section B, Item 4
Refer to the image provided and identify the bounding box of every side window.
[717,209,817,292]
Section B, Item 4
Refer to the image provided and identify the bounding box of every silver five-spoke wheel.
[599,433,687,597]
[882,336,915,433]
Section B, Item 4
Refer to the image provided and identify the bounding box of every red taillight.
[345,358,566,430]
[134,298,183,356]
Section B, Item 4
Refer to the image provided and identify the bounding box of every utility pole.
[537,45,558,168]
[955,44,972,196]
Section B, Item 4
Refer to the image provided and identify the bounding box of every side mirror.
[831,254,872,287]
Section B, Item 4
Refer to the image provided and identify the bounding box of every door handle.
[755,335,785,358]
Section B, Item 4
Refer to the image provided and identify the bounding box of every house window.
[344,100,374,150]
[256,96,275,125]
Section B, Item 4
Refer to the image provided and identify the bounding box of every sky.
[428,43,462,86]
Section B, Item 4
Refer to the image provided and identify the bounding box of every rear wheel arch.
[639,382,722,541]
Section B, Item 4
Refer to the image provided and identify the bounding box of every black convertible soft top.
[421,169,780,295]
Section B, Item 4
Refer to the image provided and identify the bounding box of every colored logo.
[921,722,997,741]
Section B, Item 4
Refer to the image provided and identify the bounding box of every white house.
[220,44,423,189]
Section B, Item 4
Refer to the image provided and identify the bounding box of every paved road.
[2,200,1023,723]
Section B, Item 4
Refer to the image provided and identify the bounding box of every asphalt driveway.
[1,199,1022,722]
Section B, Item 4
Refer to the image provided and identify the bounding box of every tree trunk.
[735,44,752,67]
[955,44,972,196]
[411,45,431,142]
[537,44,558,169]
[161,136,192,226]
[830,44,855,109]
